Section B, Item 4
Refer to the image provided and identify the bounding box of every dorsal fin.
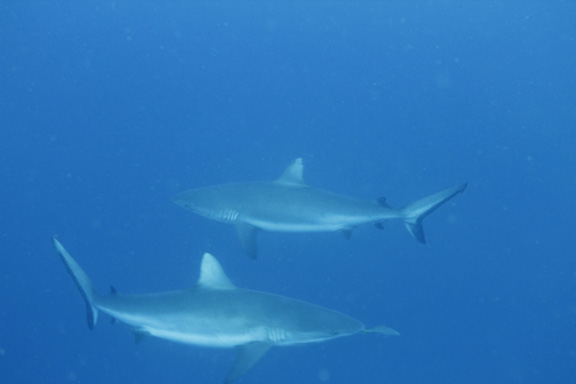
[197,253,235,290]
[276,158,306,186]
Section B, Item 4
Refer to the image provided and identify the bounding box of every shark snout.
[324,318,365,339]
[171,192,190,207]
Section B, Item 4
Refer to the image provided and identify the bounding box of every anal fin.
[132,329,150,344]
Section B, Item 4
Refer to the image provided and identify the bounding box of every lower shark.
[53,238,398,383]
[173,158,467,258]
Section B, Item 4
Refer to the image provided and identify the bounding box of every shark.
[53,238,397,383]
[173,158,467,258]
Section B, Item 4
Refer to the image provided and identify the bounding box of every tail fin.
[53,238,99,329]
[402,183,467,243]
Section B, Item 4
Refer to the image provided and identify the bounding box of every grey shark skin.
[53,238,393,383]
[173,158,467,258]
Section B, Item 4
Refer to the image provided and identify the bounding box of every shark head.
[173,188,203,209]
[275,305,365,345]
[172,158,307,227]
[173,187,242,223]
[196,253,365,346]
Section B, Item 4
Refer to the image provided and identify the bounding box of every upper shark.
[53,238,397,383]
[173,158,467,258]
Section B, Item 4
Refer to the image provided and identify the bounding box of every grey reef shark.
[53,238,398,383]
[173,158,467,258]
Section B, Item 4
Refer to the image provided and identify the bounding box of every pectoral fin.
[235,223,259,259]
[225,342,271,383]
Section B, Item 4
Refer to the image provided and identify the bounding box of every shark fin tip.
[276,158,306,186]
[198,253,235,289]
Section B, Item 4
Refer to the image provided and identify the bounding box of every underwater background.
[1,2,575,383]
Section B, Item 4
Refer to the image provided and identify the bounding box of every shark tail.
[53,238,99,329]
[401,183,467,243]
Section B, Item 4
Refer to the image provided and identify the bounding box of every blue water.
[1,2,575,383]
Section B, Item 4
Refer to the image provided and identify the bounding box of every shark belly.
[100,307,268,348]
[143,326,266,348]
[246,215,366,232]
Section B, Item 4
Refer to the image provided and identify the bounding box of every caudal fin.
[402,183,467,243]
[53,238,99,329]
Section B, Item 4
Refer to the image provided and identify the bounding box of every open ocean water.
[1,2,575,383]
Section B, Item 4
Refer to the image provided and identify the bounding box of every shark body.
[173,158,467,258]
[53,238,394,383]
